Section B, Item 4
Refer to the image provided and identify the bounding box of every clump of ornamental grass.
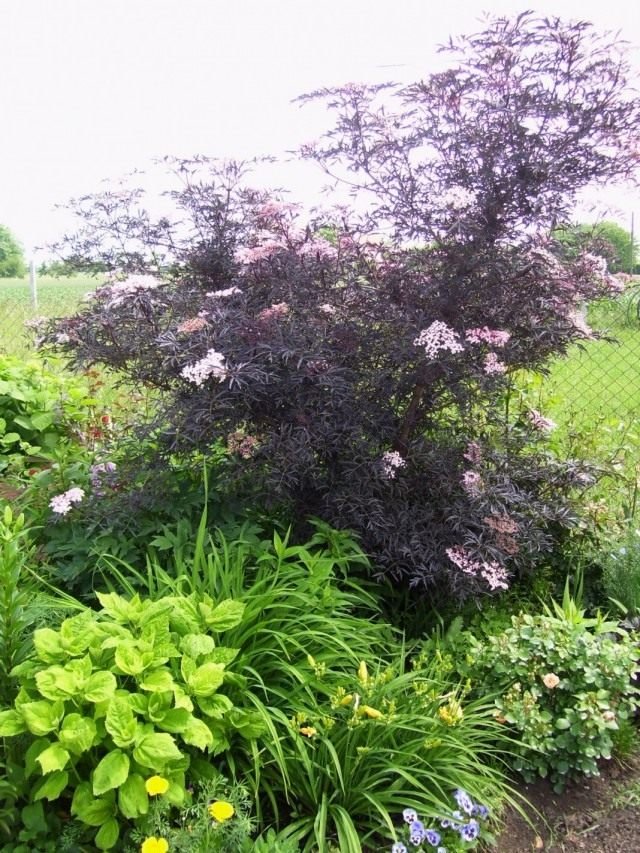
[43,13,639,602]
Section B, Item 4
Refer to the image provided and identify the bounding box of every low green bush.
[451,600,639,791]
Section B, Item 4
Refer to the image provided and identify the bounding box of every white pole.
[29,258,37,310]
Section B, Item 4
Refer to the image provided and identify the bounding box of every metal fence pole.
[29,258,38,310]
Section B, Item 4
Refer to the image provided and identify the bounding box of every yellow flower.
[338,693,354,707]
[145,775,170,796]
[357,661,369,685]
[141,838,169,853]
[360,705,383,719]
[208,800,235,822]
[299,725,318,737]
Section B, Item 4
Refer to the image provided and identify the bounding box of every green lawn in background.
[0,275,99,356]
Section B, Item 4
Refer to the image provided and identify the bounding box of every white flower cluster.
[206,287,242,298]
[413,321,464,359]
[180,349,227,386]
[381,450,406,479]
[441,186,476,211]
[49,487,85,515]
[100,274,161,306]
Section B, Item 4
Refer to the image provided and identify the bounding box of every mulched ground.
[494,754,640,852]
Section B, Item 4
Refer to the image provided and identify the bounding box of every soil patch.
[495,755,640,852]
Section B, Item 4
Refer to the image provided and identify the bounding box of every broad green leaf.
[197,693,234,719]
[0,709,27,736]
[147,692,172,722]
[21,801,46,833]
[36,743,70,774]
[59,714,97,754]
[187,663,225,697]
[21,700,65,736]
[84,671,117,703]
[33,628,65,663]
[205,599,245,631]
[164,777,186,806]
[132,732,183,769]
[35,666,79,700]
[95,817,120,850]
[71,783,115,826]
[156,708,190,733]
[228,708,267,739]
[207,646,240,666]
[59,612,94,655]
[114,643,146,676]
[140,668,175,693]
[167,597,201,634]
[180,655,197,682]
[180,633,215,659]
[33,770,69,801]
[127,693,149,716]
[182,716,214,750]
[93,749,130,796]
[117,773,149,819]
[95,592,134,623]
[173,684,194,712]
[105,697,136,748]
[30,411,54,431]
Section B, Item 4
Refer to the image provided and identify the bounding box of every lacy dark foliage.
[45,14,639,600]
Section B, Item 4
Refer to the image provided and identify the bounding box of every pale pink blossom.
[297,238,337,260]
[98,274,161,306]
[319,303,337,315]
[542,673,560,689]
[235,241,284,264]
[566,308,595,339]
[528,409,556,432]
[446,545,509,591]
[257,302,290,323]
[441,186,476,210]
[413,321,464,359]
[483,353,507,375]
[176,316,207,334]
[462,470,483,496]
[465,327,511,347]
[381,450,406,479]
[180,350,227,386]
[50,487,85,516]
[206,286,242,298]
[463,441,482,464]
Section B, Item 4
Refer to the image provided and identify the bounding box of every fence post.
[29,258,38,310]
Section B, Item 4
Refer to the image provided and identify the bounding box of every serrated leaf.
[205,599,245,631]
[35,666,79,700]
[187,662,225,697]
[33,770,69,801]
[114,643,147,676]
[93,749,129,796]
[59,612,94,655]
[156,708,191,733]
[105,697,137,748]
[71,782,115,826]
[36,742,70,774]
[84,671,117,703]
[140,668,175,693]
[180,633,215,659]
[197,693,234,719]
[132,732,183,769]
[33,628,65,663]
[207,646,240,666]
[95,817,120,850]
[182,716,214,750]
[95,592,134,623]
[117,773,149,819]
[21,700,64,736]
[59,714,97,754]
[0,709,27,736]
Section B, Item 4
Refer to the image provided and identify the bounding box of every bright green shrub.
[467,608,639,791]
[0,591,264,850]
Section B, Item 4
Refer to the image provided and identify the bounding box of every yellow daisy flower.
[145,775,170,796]
[208,800,235,822]
[141,837,169,853]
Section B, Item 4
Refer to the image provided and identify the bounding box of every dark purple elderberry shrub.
[44,14,639,601]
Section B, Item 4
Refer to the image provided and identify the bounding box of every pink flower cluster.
[297,238,337,259]
[462,470,483,496]
[463,441,482,464]
[99,274,161,307]
[206,286,242,298]
[180,349,227,386]
[177,316,207,334]
[413,321,464,359]
[257,302,290,323]
[49,487,85,516]
[381,450,406,479]
[528,409,556,432]
[445,545,509,591]
[483,353,507,375]
[465,327,511,347]
[235,241,284,264]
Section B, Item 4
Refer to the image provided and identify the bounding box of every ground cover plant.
[42,13,640,605]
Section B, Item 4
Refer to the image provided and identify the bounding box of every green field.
[0,275,99,355]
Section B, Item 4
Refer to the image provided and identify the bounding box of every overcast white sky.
[1,0,639,257]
